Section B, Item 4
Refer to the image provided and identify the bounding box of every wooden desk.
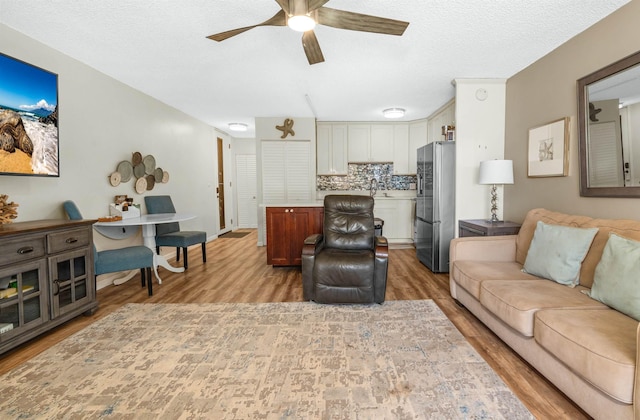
[458,219,521,237]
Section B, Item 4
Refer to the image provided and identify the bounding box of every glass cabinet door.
[49,248,93,318]
[0,260,48,342]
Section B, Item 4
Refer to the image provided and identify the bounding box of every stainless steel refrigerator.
[415,141,455,272]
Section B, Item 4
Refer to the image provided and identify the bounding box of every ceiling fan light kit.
[228,122,248,132]
[383,108,405,119]
[207,0,409,65]
[287,15,316,32]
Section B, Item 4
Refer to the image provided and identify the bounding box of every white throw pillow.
[523,221,598,286]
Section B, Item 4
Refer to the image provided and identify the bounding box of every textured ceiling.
[0,0,631,138]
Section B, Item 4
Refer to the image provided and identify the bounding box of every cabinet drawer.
[47,228,91,254]
[0,235,46,266]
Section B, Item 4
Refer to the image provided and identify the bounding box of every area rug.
[0,301,533,419]
[219,231,250,238]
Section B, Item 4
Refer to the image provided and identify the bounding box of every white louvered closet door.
[261,140,311,203]
[235,154,257,228]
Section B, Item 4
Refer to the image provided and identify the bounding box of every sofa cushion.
[522,221,598,286]
[451,260,540,300]
[590,233,640,321]
[535,308,637,404]
[479,280,608,337]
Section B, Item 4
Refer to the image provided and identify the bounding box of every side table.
[458,219,521,237]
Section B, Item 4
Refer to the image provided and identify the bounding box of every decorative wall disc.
[116,161,133,182]
[132,152,143,165]
[143,155,156,174]
[133,163,145,179]
[109,171,121,187]
[135,177,147,194]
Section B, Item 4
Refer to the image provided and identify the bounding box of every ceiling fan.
[207,0,409,65]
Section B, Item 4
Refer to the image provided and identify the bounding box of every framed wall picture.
[527,117,569,177]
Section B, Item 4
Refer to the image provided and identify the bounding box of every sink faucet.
[370,178,378,197]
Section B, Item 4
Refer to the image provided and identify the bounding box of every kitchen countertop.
[317,190,416,200]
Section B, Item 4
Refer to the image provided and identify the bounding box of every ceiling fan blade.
[316,7,409,36]
[274,0,290,14]
[302,31,325,65]
[207,10,287,42]
[308,0,331,11]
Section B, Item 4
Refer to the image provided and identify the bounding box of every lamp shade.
[479,160,514,185]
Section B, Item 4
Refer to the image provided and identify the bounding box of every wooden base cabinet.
[266,207,323,266]
[0,219,98,355]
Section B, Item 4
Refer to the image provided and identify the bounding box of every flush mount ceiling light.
[228,123,248,132]
[383,108,405,119]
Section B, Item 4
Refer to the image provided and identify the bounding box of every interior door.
[236,154,257,228]
[217,138,226,230]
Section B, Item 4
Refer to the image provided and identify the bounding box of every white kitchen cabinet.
[347,125,370,162]
[370,125,394,162]
[317,123,347,175]
[408,120,428,174]
[392,124,410,174]
[347,124,393,163]
[373,198,414,243]
[427,100,455,143]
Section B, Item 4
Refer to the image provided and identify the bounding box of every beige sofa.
[449,208,640,420]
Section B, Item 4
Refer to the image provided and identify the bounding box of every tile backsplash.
[317,163,417,191]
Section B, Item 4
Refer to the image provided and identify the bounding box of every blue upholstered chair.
[144,195,206,269]
[63,201,155,296]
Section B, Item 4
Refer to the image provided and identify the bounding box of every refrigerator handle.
[418,173,423,195]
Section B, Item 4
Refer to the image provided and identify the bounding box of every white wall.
[1,24,221,286]
[454,79,507,227]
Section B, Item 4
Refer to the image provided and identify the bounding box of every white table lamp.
[479,160,514,222]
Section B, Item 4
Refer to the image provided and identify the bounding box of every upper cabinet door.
[347,125,370,162]
[317,123,348,175]
[370,125,394,162]
[393,124,410,174]
[331,124,348,174]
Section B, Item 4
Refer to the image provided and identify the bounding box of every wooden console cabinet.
[266,206,323,266]
[0,219,98,355]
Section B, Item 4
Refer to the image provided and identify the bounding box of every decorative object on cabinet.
[478,159,514,222]
[275,118,295,139]
[206,1,409,65]
[458,219,521,237]
[441,124,455,141]
[301,195,388,304]
[108,152,169,194]
[0,195,19,224]
[0,52,59,177]
[0,218,98,355]
[527,117,569,177]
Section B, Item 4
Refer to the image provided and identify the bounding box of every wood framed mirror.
[577,50,640,197]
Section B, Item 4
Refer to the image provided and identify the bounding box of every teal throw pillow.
[523,221,598,286]
[590,233,640,321]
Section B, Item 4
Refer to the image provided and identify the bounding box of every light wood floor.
[0,229,589,419]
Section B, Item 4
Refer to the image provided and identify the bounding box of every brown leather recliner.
[302,195,389,304]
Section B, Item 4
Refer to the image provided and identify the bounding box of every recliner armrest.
[302,234,324,256]
[374,236,389,259]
